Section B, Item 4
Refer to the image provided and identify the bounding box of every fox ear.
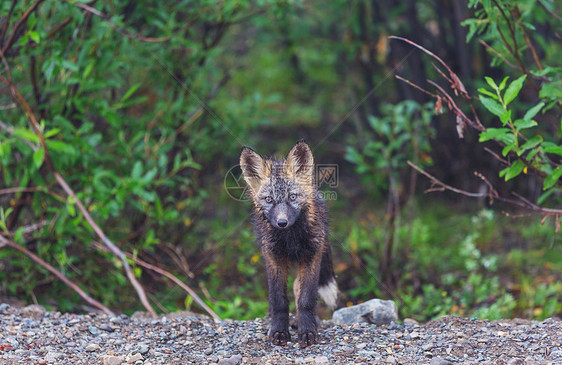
[240,147,268,193]
[286,139,314,183]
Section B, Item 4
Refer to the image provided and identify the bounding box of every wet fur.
[240,140,337,348]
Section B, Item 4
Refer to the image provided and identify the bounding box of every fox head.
[240,139,315,229]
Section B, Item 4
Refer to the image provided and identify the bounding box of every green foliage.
[342,203,561,322]
[0,0,294,311]
[478,73,562,194]
[345,100,435,191]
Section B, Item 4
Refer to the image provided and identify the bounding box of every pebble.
[85,343,100,352]
[0,307,560,364]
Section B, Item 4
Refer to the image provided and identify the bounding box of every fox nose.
[277,219,288,228]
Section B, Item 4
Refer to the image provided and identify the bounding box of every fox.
[239,139,338,348]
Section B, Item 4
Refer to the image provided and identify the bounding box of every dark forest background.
[0,0,560,321]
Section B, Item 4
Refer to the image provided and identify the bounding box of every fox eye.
[265,196,273,203]
[289,193,297,201]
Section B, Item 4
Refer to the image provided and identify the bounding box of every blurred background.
[0,0,561,321]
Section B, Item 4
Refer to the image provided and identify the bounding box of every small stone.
[386,356,397,364]
[101,355,126,365]
[218,354,243,365]
[422,343,434,351]
[332,298,398,325]
[204,347,214,356]
[127,353,143,363]
[403,318,419,326]
[88,326,100,336]
[430,358,453,365]
[99,323,114,332]
[506,359,524,365]
[410,331,420,339]
[21,304,46,320]
[0,303,10,314]
[85,343,100,352]
[136,344,149,355]
[315,356,329,364]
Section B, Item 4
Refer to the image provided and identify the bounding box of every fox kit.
[240,139,337,348]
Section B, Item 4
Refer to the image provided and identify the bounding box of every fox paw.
[298,330,317,348]
[270,330,290,346]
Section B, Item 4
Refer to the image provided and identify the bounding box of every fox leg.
[264,254,290,345]
[295,254,322,348]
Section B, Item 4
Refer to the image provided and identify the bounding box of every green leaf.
[498,76,509,91]
[519,136,542,153]
[33,147,45,168]
[121,83,142,103]
[479,96,506,118]
[131,161,143,179]
[502,144,514,157]
[539,81,562,101]
[478,88,499,99]
[44,128,61,138]
[523,102,545,121]
[543,167,562,190]
[503,75,526,105]
[67,196,76,217]
[479,128,510,142]
[484,76,498,90]
[500,160,525,181]
[526,147,540,162]
[542,142,562,156]
[514,119,537,131]
[14,128,40,143]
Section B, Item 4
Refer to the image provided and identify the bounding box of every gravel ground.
[1,303,561,364]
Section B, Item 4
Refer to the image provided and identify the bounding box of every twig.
[390,36,468,98]
[409,162,562,217]
[512,6,544,71]
[478,40,518,69]
[490,0,539,93]
[0,235,114,315]
[0,0,18,45]
[537,0,562,21]
[93,241,221,321]
[1,0,45,54]
[53,172,156,317]
[407,161,486,198]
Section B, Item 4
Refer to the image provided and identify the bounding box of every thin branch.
[407,161,486,198]
[93,241,221,322]
[0,235,114,315]
[491,0,539,92]
[478,40,518,69]
[53,172,156,317]
[409,162,562,217]
[1,0,45,54]
[512,6,544,71]
[0,0,18,45]
[537,0,562,21]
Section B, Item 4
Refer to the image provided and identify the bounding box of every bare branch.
[479,40,518,70]
[407,161,486,198]
[0,235,114,315]
[93,241,221,322]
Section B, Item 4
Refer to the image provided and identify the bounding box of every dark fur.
[240,140,337,348]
